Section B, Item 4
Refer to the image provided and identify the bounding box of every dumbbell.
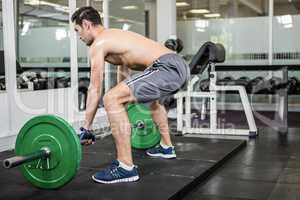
[164,38,184,53]
[268,77,283,94]
[235,77,250,88]
[247,76,265,94]
[217,76,235,85]
[0,81,5,90]
[199,78,210,91]
[78,87,88,111]
[55,77,70,88]
[78,78,90,110]
[287,77,300,94]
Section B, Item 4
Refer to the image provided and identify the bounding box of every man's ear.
[82,19,91,30]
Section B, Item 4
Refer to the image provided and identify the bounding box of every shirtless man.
[72,6,189,184]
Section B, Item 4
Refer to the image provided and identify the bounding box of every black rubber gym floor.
[183,127,300,200]
[0,135,245,200]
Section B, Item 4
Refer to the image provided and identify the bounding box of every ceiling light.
[204,13,221,18]
[284,24,293,28]
[176,2,190,7]
[277,15,292,25]
[116,18,128,23]
[56,29,67,41]
[196,28,205,32]
[189,9,210,14]
[24,0,39,5]
[121,5,138,10]
[195,20,209,28]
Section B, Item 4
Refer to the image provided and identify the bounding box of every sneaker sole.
[146,152,176,159]
[92,175,139,184]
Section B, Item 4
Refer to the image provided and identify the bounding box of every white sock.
[160,141,173,149]
[118,160,134,171]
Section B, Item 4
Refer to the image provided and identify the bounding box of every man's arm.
[117,65,131,83]
[83,49,104,130]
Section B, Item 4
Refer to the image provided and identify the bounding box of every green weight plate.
[127,104,161,149]
[15,115,82,189]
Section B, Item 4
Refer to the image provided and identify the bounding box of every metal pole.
[3,149,50,169]
[268,0,274,65]
[103,0,110,92]
[69,0,79,112]
[2,0,18,133]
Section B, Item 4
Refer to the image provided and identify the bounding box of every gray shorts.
[125,53,190,103]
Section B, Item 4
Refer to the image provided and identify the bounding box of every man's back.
[91,29,174,69]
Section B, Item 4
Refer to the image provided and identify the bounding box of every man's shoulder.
[101,28,124,36]
[89,35,118,56]
[92,29,121,47]
[102,28,144,38]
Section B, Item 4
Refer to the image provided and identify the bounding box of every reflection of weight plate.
[15,115,82,189]
[127,104,161,149]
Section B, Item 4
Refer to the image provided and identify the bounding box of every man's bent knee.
[103,92,116,109]
[103,84,136,112]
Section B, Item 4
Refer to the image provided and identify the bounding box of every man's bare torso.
[91,29,174,70]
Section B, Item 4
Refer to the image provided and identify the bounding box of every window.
[108,0,146,88]
[17,0,70,91]
[76,0,104,111]
[273,0,300,65]
[176,0,270,65]
[0,0,5,91]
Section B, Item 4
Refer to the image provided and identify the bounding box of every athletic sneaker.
[146,144,177,159]
[92,160,139,184]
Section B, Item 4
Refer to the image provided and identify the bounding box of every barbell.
[2,104,160,189]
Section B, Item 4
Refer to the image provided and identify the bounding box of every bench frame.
[175,42,257,137]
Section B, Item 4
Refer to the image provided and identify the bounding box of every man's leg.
[92,82,141,184]
[103,82,136,166]
[146,100,176,159]
[150,100,173,146]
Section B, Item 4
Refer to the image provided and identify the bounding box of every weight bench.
[175,42,258,137]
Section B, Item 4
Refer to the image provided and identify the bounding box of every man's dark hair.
[71,6,102,26]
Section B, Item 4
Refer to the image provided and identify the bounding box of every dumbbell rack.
[175,63,258,137]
